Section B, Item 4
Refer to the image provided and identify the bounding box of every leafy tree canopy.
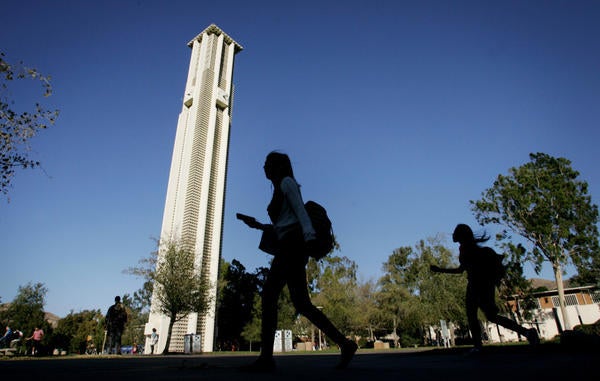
[0,282,48,337]
[471,152,599,282]
[126,239,211,353]
[1,52,59,197]
[471,152,599,329]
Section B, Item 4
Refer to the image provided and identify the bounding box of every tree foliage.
[0,282,49,336]
[379,238,467,347]
[237,263,298,352]
[126,239,211,354]
[1,52,59,196]
[471,152,600,328]
[351,279,381,342]
[472,153,599,275]
[0,282,51,353]
[241,292,262,350]
[310,255,358,338]
[53,310,104,354]
[216,259,260,350]
[496,243,538,321]
[121,293,148,349]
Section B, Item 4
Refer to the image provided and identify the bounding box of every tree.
[352,279,380,343]
[238,264,300,352]
[1,52,59,197]
[216,259,260,350]
[377,247,414,348]
[126,239,211,354]
[496,243,539,324]
[471,152,600,330]
[310,255,359,339]
[241,292,262,351]
[53,310,104,354]
[121,293,148,349]
[0,282,51,354]
[0,282,48,335]
[379,238,468,347]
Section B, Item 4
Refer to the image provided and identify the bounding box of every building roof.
[187,24,244,52]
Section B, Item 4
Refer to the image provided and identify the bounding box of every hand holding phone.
[236,213,256,223]
[236,213,262,229]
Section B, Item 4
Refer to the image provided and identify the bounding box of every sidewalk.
[0,345,595,381]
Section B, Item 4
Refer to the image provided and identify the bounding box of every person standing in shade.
[238,151,357,371]
[430,224,540,354]
[105,296,128,354]
[150,328,159,354]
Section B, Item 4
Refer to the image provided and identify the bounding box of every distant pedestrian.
[26,327,44,355]
[0,326,13,348]
[238,151,357,371]
[430,224,539,354]
[105,296,128,354]
[150,328,159,354]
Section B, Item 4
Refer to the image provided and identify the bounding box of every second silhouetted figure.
[430,224,539,354]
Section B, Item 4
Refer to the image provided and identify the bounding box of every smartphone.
[236,213,256,223]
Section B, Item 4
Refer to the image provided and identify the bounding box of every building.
[485,284,600,343]
[425,282,600,347]
[145,24,243,353]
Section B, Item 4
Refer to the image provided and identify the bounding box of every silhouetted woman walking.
[238,151,357,371]
[430,224,539,353]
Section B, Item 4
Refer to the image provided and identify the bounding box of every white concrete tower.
[145,24,242,353]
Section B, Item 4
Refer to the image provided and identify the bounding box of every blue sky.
[1,0,599,318]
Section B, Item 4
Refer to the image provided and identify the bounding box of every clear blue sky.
[1,0,599,318]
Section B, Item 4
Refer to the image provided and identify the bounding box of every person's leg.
[465,286,483,350]
[259,255,287,360]
[482,294,539,346]
[115,329,122,354]
[287,256,347,345]
[240,255,286,371]
[286,252,357,369]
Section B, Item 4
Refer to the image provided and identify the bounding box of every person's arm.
[280,177,316,241]
[236,213,268,230]
[430,264,464,274]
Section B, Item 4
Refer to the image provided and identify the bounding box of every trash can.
[184,334,202,354]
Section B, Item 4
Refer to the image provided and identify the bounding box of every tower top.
[188,24,243,52]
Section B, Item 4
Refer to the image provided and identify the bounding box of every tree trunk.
[162,317,176,355]
[393,317,401,348]
[553,263,572,330]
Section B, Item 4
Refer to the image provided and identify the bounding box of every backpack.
[304,200,334,260]
[480,247,506,286]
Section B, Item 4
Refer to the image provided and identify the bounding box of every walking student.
[104,296,128,354]
[238,151,357,371]
[430,224,539,354]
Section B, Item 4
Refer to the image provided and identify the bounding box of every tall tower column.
[145,24,242,353]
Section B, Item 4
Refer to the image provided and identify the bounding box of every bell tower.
[145,24,243,353]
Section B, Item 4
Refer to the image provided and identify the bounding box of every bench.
[0,347,17,356]
[0,339,22,356]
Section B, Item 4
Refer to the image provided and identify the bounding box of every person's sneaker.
[336,340,358,370]
[526,328,540,346]
[239,356,276,372]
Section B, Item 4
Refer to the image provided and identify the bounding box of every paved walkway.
[0,345,595,381]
